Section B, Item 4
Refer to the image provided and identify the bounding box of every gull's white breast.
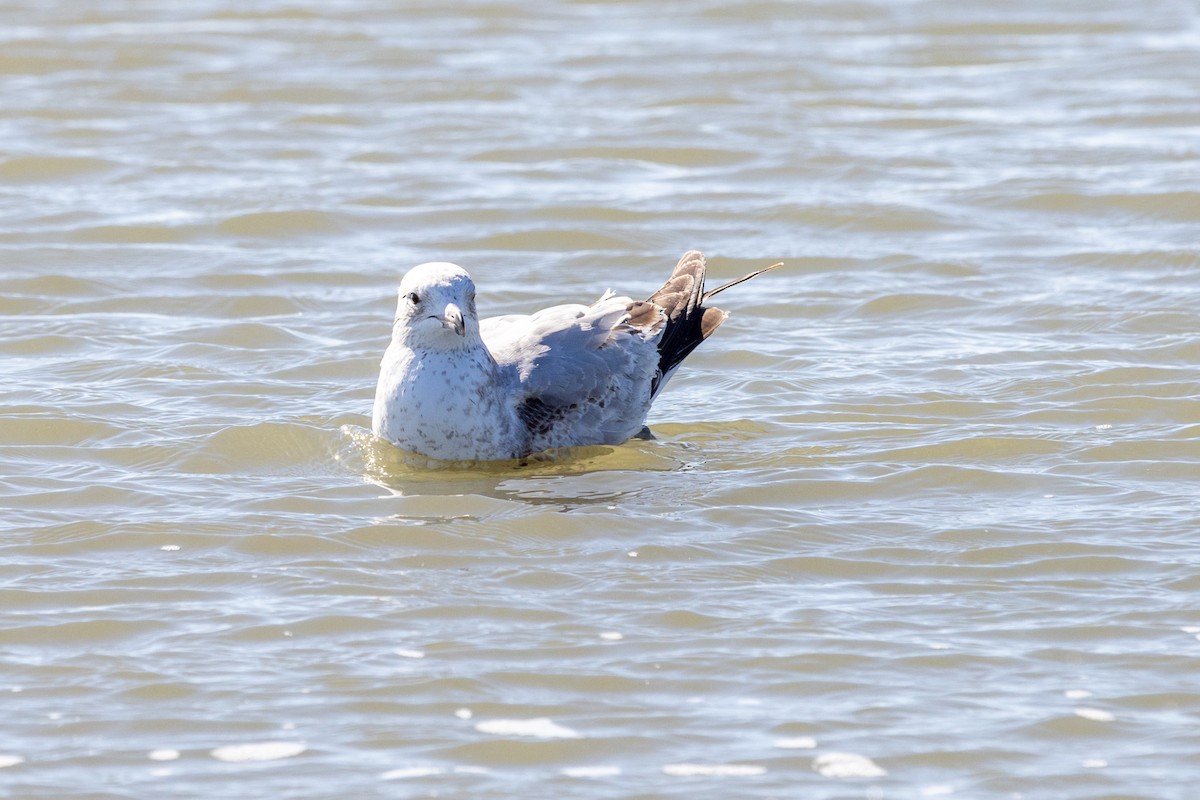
[372,342,521,460]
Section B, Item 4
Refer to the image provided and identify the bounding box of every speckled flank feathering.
[371,250,781,461]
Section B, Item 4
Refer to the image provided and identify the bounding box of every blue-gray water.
[2,1,1199,798]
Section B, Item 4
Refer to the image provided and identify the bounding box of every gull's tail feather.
[704,260,784,300]
[641,250,781,398]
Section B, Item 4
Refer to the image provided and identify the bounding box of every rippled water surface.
[3,1,1199,797]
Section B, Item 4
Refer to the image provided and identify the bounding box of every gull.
[372,250,780,461]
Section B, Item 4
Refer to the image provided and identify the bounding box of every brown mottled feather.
[637,250,781,397]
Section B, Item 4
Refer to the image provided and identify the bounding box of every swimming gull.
[372,250,780,461]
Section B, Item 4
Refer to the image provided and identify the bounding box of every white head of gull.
[389,262,475,346]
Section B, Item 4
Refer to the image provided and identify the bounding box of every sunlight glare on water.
[1,0,1199,798]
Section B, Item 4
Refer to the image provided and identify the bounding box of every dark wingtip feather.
[641,251,779,398]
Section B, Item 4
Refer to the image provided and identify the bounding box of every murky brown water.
[2,1,1199,798]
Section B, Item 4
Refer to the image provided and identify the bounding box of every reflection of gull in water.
[371,250,780,462]
[346,420,686,507]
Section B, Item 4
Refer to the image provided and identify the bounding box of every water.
[2,1,1199,797]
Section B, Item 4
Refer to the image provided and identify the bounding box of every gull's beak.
[438,303,465,336]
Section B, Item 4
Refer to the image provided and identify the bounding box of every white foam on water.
[773,736,817,749]
[563,765,622,778]
[474,717,581,739]
[812,752,888,778]
[0,755,24,769]
[599,631,623,641]
[160,545,180,551]
[148,749,180,761]
[210,741,306,763]
[662,763,766,777]
[1074,707,1115,722]
[1083,759,1108,768]
[454,707,473,720]
[393,648,425,659]
[1065,689,1092,699]
[1181,626,1200,634]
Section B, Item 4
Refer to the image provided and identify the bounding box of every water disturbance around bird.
[2,1,1199,798]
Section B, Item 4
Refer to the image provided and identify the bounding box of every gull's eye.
[406,292,420,305]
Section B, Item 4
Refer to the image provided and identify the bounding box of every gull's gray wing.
[480,292,664,451]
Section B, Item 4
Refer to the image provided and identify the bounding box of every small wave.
[210,741,306,762]
[216,210,345,237]
[812,752,887,778]
[562,765,621,778]
[380,766,444,779]
[68,224,201,244]
[662,763,766,777]
[0,155,117,182]
[474,718,581,739]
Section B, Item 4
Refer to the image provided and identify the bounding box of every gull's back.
[480,291,663,452]
[476,251,780,457]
